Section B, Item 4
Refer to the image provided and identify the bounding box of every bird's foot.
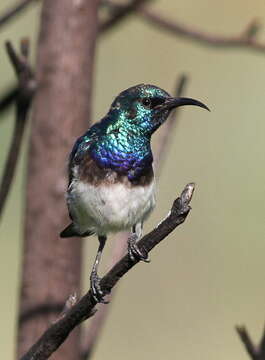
[90,271,109,304]
[128,233,150,263]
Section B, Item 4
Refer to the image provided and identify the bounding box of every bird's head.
[108,84,209,137]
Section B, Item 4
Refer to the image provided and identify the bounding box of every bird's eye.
[141,98,151,108]
[141,97,165,109]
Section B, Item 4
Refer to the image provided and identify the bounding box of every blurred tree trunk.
[17,0,100,359]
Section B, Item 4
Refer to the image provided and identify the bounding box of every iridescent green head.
[87,84,209,180]
[108,84,209,136]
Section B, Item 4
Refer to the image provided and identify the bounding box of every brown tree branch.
[80,74,189,359]
[236,326,258,360]
[101,1,265,53]
[0,0,38,28]
[0,39,36,219]
[20,182,195,360]
[0,86,19,113]
[99,0,152,33]
[139,8,265,53]
[260,324,265,358]
[236,324,265,360]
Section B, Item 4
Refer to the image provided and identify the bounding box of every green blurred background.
[0,0,264,359]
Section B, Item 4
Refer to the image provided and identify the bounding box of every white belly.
[68,180,156,235]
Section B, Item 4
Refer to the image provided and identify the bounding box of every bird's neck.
[90,125,153,181]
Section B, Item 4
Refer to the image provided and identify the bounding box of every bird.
[60,84,209,303]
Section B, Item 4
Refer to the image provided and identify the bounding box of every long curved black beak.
[159,97,210,112]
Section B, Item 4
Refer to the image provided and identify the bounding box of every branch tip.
[181,182,195,205]
[236,324,259,360]
[5,40,24,75]
[244,19,261,39]
[20,37,30,58]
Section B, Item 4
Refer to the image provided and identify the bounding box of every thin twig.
[103,2,265,53]
[0,0,38,113]
[236,326,258,360]
[259,324,265,358]
[99,0,152,33]
[0,86,19,114]
[236,324,265,360]
[20,182,195,360]
[139,8,265,53]
[0,0,38,28]
[80,74,189,359]
[0,39,36,219]
[0,108,27,217]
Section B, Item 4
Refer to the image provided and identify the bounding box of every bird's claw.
[128,233,150,263]
[90,272,109,304]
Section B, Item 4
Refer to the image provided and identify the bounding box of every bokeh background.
[0,0,265,359]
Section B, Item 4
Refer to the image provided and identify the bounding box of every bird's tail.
[60,223,95,238]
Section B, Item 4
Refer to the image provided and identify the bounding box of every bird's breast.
[68,171,156,235]
[68,153,156,234]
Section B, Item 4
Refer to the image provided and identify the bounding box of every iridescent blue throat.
[89,115,153,181]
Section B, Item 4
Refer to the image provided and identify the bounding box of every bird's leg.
[128,223,150,263]
[90,235,108,304]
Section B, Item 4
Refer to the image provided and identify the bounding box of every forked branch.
[236,324,265,360]
[0,39,36,218]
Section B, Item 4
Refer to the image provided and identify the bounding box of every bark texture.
[17,1,100,359]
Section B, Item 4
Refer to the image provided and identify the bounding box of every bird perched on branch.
[60,84,209,303]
